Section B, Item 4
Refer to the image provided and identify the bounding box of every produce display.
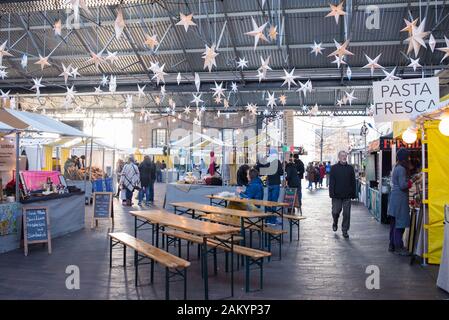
[65,166,105,180]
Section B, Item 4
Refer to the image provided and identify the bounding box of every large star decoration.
[70,67,81,79]
[325,1,346,25]
[258,55,272,76]
[66,85,77,101]
[114,8,126,40]
[345,90,357,106]
[34,55,51,70]
[362,53,384,76]
[211,81,226,98]
[87,50,105,70]
[408,57,422,71]
[382,67,401,81]
[437,36,449,62]
[105,51,119,65]
[0,89,11,101]
[245,17,268,50]
[202,44,219,72]
[137,84,146,99]
[246,103,258,115]
[231,82,238,93]
[401,17,418,35]
[310,41,325,56]
[406,18,430,57]
[191,93,203,107]
[328,39,354,57]
[144,34,159,50]
[152,64,167,85]
[237,57,248,69]
[59,63,72,84]
[31,77,45,96]
[266,92,277,109]
[281,68,298,90]
[176,13,196,32]
[331,55,347,69]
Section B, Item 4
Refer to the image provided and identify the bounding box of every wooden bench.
[283,214,307,242]
[162,230,271,292]
[108,232,190,300]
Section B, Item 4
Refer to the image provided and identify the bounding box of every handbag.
[120,188,127,200]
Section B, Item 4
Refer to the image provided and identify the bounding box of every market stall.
[0,108,88,254]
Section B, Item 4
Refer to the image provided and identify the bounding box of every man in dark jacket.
[293,153,305,211]
[329,150,356,238]
[138,155,157,206]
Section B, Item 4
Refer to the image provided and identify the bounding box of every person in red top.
[319,163,326,188]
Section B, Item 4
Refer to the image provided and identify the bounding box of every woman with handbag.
[120,155,141,206]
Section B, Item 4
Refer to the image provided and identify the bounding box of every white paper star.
[34,55,51,70]
[406,18,430,57]
[310,41,325,56]
[345,90,357,106]
[257,70,266,82]
[94,86,103,94]
[401,17,418,35]
[281,68,298,90]
[0,67,8,79]
[296,81,308,98]
[0,89,11,101]
[202,44,219,72]
[184,106,191,114]
[71,67,81,79]
[59,63,72,84]
[21,54,28,69]
[246,103,258,115]
[100,74,109,86]
[66,85,77,101]
[144,33,159,50]
[211,81,226,98]
[237,57,248,69]
[137,84,146,99]
[245,17,268,50]
[336,99,343,107]
[109,75,117,93]
[114,8,125,40]
[258,55,272,76]
[160,85,166,97]
[266,92,277,109]
[231,82,238,93]
[346,65,352,80]
[325,1,346,25]
[191,93,203,107]
[223,99,230,109]
[428,33,436,53]
[328,39,354,57]
[176,13,196,32]
[310,104,319,116]
[382,67,401,81]
[87,50,105,70]
[152,64,167,85]
[31,77,45,96]
[194,72,201,92]
[408,57,422,71]
[148,61,160,73]
[362,53,384,76]
[331,55,347,68]
[214,96,223,104]
[437,36,449,62]
[177,73,181,85]
[105,51,119,65]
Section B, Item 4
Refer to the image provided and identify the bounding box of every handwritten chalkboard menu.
[283,188,297,209]
[23,207,52,256]
[92,192,113,228]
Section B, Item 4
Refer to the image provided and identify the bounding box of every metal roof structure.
[1,0,449,117]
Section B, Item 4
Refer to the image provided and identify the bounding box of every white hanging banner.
[372,77,440,123]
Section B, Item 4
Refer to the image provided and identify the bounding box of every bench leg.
[249,230,253,248]
[213,248,217,276]
[134,250,138,287]
[109,237,112,268]
[187,241,190,260]
[156,224,160,248]
[225,252,229,273]
[178,238,182,258]
[161,226,165,248]
[245,256,250,292]
[150,259,154,284]
[268,237,272,262]
[260,259,264,290]
[123,245,126,267]
[165,267,170,300]
[184,269,187,300]
[197,243,201,260]
[297,221,300,241]
[279,235,282,260]
[290,220,293,242]
[202,238,209,300]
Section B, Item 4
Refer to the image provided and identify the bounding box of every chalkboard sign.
[92,192,113,228]
[283,188,297,210]
[23,207,52,256]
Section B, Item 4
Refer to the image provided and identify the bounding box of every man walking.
[329,151,356,238]
[293,153,305,213]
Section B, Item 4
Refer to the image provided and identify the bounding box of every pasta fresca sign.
[372,77,440,122]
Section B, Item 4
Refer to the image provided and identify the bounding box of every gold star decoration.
[144,34,159,50]
[34,55,51,70]
[87,51,105,70]
[328,39,354,58]
[279,94,287,106]
[400,17,418,35]
[176,13,196,32]
[325,1,346,25]
[202,44,219,72]
[268,25,278,41]
[214,96,222,104]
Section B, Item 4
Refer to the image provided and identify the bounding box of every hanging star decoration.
[71,67,81,79]
[211,81,226,99]
[406,18,430,57]
[137,84,146,99]
[331,55,347,69]
[346,65,352,80]
[245,17,268,50]
[124,95,133,113]
[328,39,354,58]
[310,41,325,56]
[31,77,45,96]
[109,75,117,93]
[100,74,109,86]
[281,68,298,90]
[428,33,436,53]
[65,0,90,23]
[296,81,308,98]
[0,89,10,102]
[154,96,161,105]
[114,7,126,40]
[21,54,28,69]
[160,85,166,97]
[246,103,258,115]
[325,1,346,25]
[336,99,343,107]
[266,92,277,109]
[191,93,203,107]
[0,67,8,80]
[105,51,119,65]
[177,73,182,85]
[237,57,248,69]
[268,25,278,41]
[0,41,13,65]
[408,57,422,71]
[148,61,160,73]
[302,105,309,112]
[94,86,103,94]
[184,106,191,115]
[202,44,219,72]
[34,55,51,70]
[59,63,72,84]
[65,85,77,101]
[87,50,105,70]
[214,96,222,104]
[345,90,357,106]
[144,33,159,50]
[279,94,287,106]
[231,82,238,93]
[258,55,272,77]
[401,17,418,35]
[54,19,62,36]
[257,70,266,82]
[194,72,201,92]
[152,64,167,85]
[176,13,196,32]
[310,104,319,116]
[382,67,401,81]
[223,99,230,109]
[362,53,384,76]
[437,36,449,62]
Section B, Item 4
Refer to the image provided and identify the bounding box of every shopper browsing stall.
[138,155,156,206]
[120,155,141,206]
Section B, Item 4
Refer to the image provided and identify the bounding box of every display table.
[67,179,92,202]
[0,202,22,254]
[161,170,179,183]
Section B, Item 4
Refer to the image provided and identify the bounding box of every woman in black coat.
[138,156,156,206]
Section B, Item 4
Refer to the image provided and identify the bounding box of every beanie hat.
[396,148,409,162]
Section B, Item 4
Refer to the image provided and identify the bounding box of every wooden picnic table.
[129,209,240,300]
[206,195,290,208]
[170,201,275,248]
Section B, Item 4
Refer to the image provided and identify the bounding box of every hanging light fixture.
[438,112,449,136]
[402,126,417,144]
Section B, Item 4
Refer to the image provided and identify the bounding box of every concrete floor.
[0,183,448,300]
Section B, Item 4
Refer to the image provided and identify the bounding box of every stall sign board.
[23,207,51,256]
[0,139,15,172]
[92,192,113,228]
[283,188,297,211]
[373,77,440,123]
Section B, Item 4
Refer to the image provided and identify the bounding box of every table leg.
[231,235,234,297]
[134,216,137,237]
[202,237,209,300]
[156,223,160,248]
[240,218,245,247]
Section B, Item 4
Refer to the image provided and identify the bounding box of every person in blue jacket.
[239,168,264,203]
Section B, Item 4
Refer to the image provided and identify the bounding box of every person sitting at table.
[236,164,250,186]
[238,168,264,210]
